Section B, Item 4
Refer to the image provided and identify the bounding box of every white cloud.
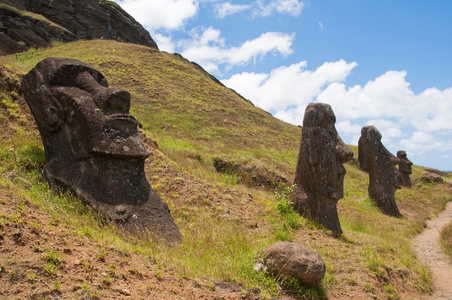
[113,0,198,31]
[213,0,304,18]
[400,131,447,156]
[254,0,305,17]
[318,21,324,31]
[222,61,452,166]
[152,33,175,52]
[179,28,295,73]
[222,59,357,111]
[214,2,250,18]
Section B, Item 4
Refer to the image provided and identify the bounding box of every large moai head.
[22,57,181,243]
[291,103,353,237]
[397,150,413,188]
[358,125,401,216]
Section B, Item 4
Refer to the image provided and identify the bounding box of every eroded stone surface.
[397,150,413,188]
[291,103,353,237]
[358,125,401,217]
[260,241,326,286]
[22,57,181,243]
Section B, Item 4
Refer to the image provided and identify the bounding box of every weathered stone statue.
[358,126,401,216]
[22,57,181,243]
[290,103,354,237]
[397,150,413,188]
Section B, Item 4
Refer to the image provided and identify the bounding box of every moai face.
[397,150,413,174]
[300,103,354,200]
[22,57,149,160]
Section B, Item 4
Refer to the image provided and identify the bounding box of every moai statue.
[358,126,401,217]
[397,150,413,188]
[290,103,354,237]
[22,57,182,243]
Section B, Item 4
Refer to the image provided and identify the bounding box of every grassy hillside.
[1,40,452,299]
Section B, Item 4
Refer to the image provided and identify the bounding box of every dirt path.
[413,201,452,299]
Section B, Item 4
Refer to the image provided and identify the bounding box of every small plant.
[44,249,61,277]
[385,284,400,299]
[363,282,375,294]
[45,249,61,266]
[102,274,113,285]
[97,247,108,262]
[27,270,36,284]
[53,280,62,292]
[44,262,59,276]
[440,221,452,259]
[275,184,300,230]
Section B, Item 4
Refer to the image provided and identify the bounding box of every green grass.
[1,39,452,298]
[440,220,452,259]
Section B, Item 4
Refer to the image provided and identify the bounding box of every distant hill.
[0,0,157,55]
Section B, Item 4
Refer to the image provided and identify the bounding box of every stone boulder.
[260,241,326,286]
[421,172,443,183]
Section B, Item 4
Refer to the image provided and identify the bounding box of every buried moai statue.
[358,126,401,217]
[290,103,354,237]
[22,57,182,243]
[397,150,413,188]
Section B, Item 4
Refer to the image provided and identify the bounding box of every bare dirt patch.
[414,201,452,299]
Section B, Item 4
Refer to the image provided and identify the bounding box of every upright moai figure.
[358,126,401,217]
[291,103,354,237]
[22,57,182,243]
[397,150,413,188]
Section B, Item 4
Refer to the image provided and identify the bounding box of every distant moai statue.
[290,103,354,237]
[358,126,401,217]
[22,57,182,243]
[397,150,413,188]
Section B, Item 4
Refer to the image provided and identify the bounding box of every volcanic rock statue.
[22,57,181,243]
[290,103,354,237]
[358,126,401,217]
[397,150,413,188]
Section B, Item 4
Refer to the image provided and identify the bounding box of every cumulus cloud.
[255,0,305,17]
[152,33,175,52]
[179,28,295,73]
[214,2,250,18]
[213,0,304,18]
[222,61,452,165]
[222,59,357,112]
[113,0,198,31]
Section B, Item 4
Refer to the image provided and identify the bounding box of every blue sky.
[113,0,452,171]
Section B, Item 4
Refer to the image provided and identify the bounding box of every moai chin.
[291,103,354,237]
[22,57,182,243]
[358,125,401,217]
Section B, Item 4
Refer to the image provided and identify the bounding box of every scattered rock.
[213,157,288,189]
[291,103,353,237]
[260,241,326,286]
[422,168,449,177]
[358,126,401,217]
[421,172,444,183]
[214,281,243,293]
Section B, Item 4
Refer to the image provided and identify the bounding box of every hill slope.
[0,0,158,55]
[1,40,452,299]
